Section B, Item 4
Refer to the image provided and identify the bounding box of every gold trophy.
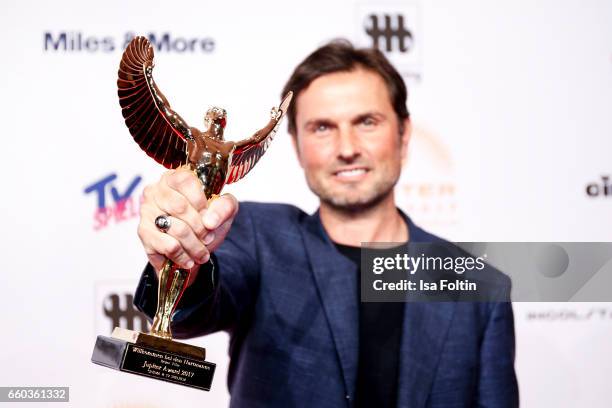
[91,36,292,390]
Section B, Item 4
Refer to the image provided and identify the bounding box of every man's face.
[293,68,410,211]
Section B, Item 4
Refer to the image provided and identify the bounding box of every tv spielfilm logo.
[356,2,422,79]
[83,173,143,231]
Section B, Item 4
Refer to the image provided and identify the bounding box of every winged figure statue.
[118,36,292,199]
[116,36,292,339]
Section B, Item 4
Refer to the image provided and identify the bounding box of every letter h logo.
[104,293,150,333]
[365,14,413,53]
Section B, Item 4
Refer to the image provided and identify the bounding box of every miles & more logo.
[44,31,215,53]
[84,173,143,231]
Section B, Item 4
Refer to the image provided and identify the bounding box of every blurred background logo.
[399,125,458,228]
[356,2,422,79]
[96,281,150,335]
[585,175,612,197]
[84,173,143,231]
[43,31,215,53]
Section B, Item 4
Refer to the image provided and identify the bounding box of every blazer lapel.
[298,210,457,406]
[397,215,457,408]
[299,210,359,400]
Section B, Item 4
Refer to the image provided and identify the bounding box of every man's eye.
[315,124,329,132]
[361,117,376,126]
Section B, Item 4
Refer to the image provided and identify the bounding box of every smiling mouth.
[333,167,370,179]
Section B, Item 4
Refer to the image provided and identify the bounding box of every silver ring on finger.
[154,214,171,233]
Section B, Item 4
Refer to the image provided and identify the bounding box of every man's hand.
[137,168,239,286]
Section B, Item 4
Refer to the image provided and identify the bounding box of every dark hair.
[281,39,409,135]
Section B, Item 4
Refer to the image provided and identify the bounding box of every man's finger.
[141,205,211,265]
[154,183,208,239]
[206,218,235,253]
[151,229,198,269]
[163,169,209,212]
[203,194,239,230]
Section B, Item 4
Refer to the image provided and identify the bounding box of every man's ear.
[290,133,304,168]
[400,118,412,165]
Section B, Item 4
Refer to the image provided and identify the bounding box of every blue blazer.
[135,202,518,407]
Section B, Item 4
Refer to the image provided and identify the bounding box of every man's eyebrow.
[303,118,336,129]
[351,111,387,124]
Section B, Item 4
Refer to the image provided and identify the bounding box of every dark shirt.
[334,243,405,408]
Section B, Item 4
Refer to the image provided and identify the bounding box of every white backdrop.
[1,0,611,406]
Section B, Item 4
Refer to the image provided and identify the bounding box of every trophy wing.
[117,36,192,169]
[225,92,293,184]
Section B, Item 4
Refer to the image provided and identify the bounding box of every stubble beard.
[307,172,398,213]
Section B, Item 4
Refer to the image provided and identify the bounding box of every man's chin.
[319,191,391,213]
[307,178,396,212]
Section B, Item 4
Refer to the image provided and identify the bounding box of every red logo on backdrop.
[84,173,143,231]
[399,125,458,226]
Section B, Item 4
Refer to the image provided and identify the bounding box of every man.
[134,40,518,407]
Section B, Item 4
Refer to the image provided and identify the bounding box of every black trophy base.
[91,328,216,391]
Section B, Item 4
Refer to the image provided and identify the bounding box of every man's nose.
[336,126,360,161]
